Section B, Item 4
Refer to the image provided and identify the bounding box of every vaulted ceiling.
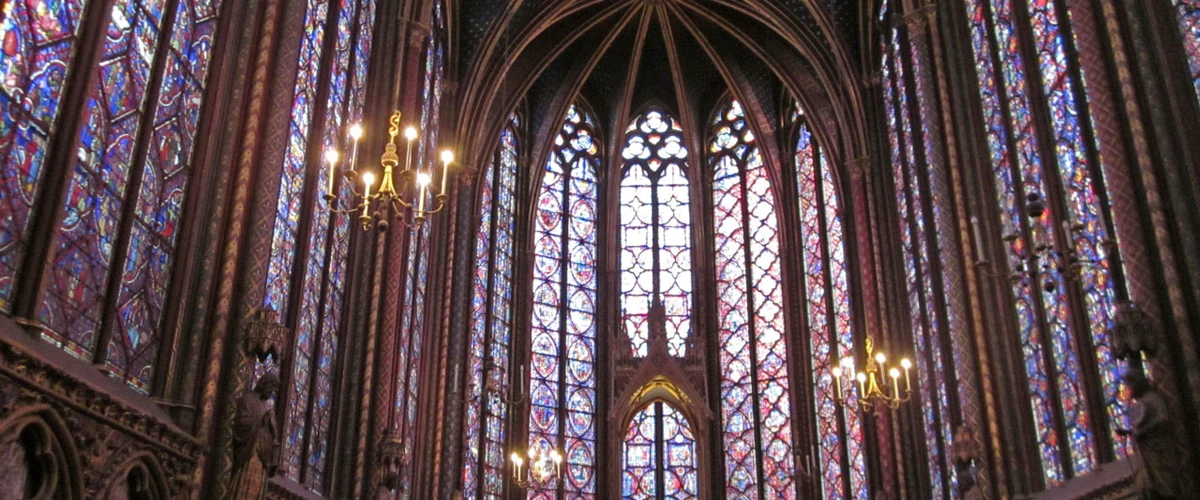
[447,0,883,175]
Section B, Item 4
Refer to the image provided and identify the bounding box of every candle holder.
[324,110,455,232]
[510,443,562,489]
[972,192,1112,293]
[830,336,913,414]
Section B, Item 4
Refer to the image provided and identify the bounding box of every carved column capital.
[903,4,937,33]
[408,25,430,48]
[846,156,872,179]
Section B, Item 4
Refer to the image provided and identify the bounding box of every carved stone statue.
[228,372,281,500]
[1122,371,1182,499]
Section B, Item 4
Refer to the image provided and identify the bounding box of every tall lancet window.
[709,99,796,498]
[0,0,229,390]
[528,104,599,499]
[462,114,520,499]
[966,0,1127,485]
[792,107,867,499]
[621,402,700,499]
[267,0,378,491]
[1175,0,1200,100]
[620,109,693,357]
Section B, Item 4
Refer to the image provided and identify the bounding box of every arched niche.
[0,405,83,500]
[610,375,712,499]
[105,454,170,500]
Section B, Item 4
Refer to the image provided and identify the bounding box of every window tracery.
[268,0,377,491]
[619,109,692,358]
[620,402,699,500]
[881,24,960,497]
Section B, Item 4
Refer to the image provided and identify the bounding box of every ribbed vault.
[450,0,874,181]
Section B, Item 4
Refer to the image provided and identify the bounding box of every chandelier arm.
[329,199,368,215]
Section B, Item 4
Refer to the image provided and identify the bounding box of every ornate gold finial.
[382,110,402,167]
[388,110,402,140]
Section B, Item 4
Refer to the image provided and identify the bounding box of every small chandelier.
[830,337,914,413]
[510,444,562,489]
[325,110,454,231]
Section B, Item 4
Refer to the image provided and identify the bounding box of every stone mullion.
[873,56,925,498]
[878,31,933,498]
[361,12,426,497]
[167,0,263,414]
[7,0,117,321]
[835,157,864,498]
[432,76,472,499]
[935,0,1011,494]
[910,2,994,496]
[194,0,290,495]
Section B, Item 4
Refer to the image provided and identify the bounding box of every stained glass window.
[791,105,866,500]
[463,115,520,500]
[620,402,699,500]
[275,0,377,491]
[881,26,958,498]
[964,0,1128,485]
[528,104,599,499]
[1175,0,1200,100]
[0,0,229,390]
[710,99,796,499]
[0,0,94,312]
[619,109,692,358]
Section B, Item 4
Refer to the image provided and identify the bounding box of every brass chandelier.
[830,337,914,413]
[325,110,454,231]
[510,445,563,489]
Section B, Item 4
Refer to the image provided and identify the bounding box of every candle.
[440,150,454,195]
[362,172,375,217]
[417,173,430,213]
[324,149,340,197]
[874,352,886,375]
[856,371,867,398]
[404,127,417,173]
[971,216,985,260]
[349,123,363,170]
[831,366,843,400]
[900,358,913,393]
[511,453,522,479]
[889,368,901,399]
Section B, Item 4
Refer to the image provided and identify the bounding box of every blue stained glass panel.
[264,0,330,317]
[39,0,165,369]
[0,0,91,311]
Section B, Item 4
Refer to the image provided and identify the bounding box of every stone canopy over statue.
[228,372,282,500]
